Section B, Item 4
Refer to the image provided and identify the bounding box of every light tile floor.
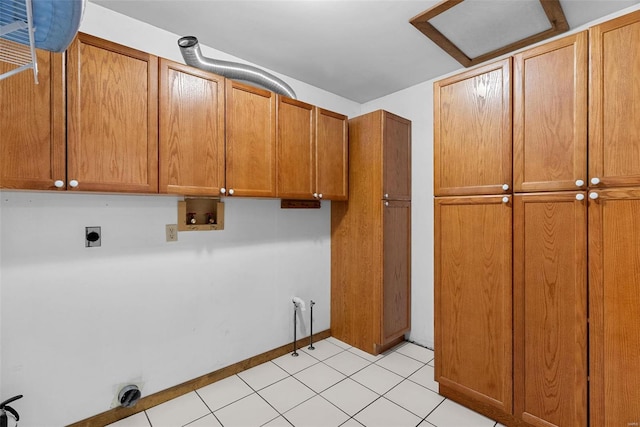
[107,338,504,427]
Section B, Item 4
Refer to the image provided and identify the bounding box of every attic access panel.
[410,0,569,67]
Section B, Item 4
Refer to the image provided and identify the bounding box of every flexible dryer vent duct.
[178,36,297,99]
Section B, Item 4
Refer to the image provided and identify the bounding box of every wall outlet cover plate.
[86,226,101,247]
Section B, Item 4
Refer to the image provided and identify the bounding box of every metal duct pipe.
[178,36,297,99]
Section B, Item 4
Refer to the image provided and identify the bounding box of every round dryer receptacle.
[118,385,141,408]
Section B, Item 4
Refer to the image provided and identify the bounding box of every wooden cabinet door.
[434,59,512,196]
[589,11,640,188]
[434,195,512,415]
[277,96,315,199]
[0,47,65,190]
[316,108,348,201]
[589,188,640,426]
[225,80,277,197]
[159,59,225,196]
[513,192,587,427]
[66,33,158,193]
[381,200,411,349]
[513,33,587,193]
[383,111,411,201]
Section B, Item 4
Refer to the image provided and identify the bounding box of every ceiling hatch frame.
[410,0,569,67]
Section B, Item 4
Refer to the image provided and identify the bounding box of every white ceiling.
[90,0,639,103]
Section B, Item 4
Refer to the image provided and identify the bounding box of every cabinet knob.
[313,192,318,199]
[589,192,599,200]
[590,177,600,185]
[220,187,226,194]
[576,193,585,201]
[502,184,509,191]
[384,193,389,199]
[502,196,509,203]
[228,189,234,196]
[318,193,323,199]
[54,180,64,188]
[69,180,79,188]
[384,201,389,206]
[575,179,584,187]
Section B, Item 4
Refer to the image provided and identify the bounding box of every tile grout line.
[418,396,451,427]
[192,388,224,427]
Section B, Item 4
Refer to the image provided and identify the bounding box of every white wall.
[0,4,359,426]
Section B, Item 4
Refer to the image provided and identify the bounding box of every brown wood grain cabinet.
[434,10,640,426]
[159,59,225,196]
[513,32,587,193]
[589,11,640,189]
[277,96,348,201]
[587,12,640,426]
[225,80,277,197]
[434,58,512,196]
[331,110,410,355]
[277,96,315,199]
[434,195,513,418]
[0,47,65,190]
[588,189,640,426]
[513,192,587,427]
[315,107,348,201]
[66,33,158,193]
[1,34,346,198]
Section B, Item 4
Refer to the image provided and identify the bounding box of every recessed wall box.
[177,198,224,231]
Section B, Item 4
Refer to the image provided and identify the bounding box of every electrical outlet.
[166,224,178,242]
[86,226,101,247]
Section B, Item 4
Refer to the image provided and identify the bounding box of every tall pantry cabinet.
[434,58,514,418]
[331,110,411,355]
[512,32,588,427]
[588,10,640,426]
[434,9,640,427]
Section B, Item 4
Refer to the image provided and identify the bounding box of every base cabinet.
[434,195,513,416]
[381,200,411,346]
[513,193,587,427]
[589,189,640,426]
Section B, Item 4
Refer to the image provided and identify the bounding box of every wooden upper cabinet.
[159,59,225,196]
[0,47,65,190]
[434,58,512,196]
[435,195,512,414]
[66,33,158,193]
[316,108,348,201]
[277,96,315,199]
[590,10,640,188]
[588,188,640,426]
[225,80,277,197]
[513,32,587,193]
[383,112,411,201]
[513,192,587,427]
